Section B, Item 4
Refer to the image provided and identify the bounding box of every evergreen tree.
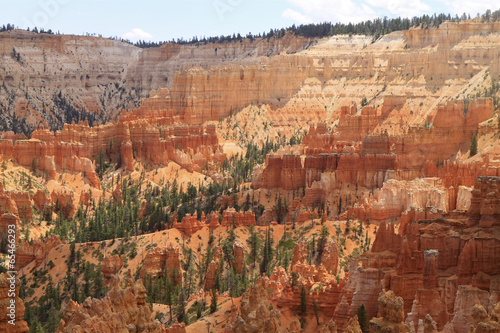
[260,227,273,275]
[312,300,320,325]
[357,304,369,333]
[300,285,308,328]
[69,242,76,263]
[83,262,92,298]
[214,270,221,292]
[93,266,105,298]
[44,305,59,333]
[291,272,298,291]
[318,225,329,262]
[470,133,478,157]
[165,274,173,321]
[177,288,186,323]
[248,225,260,267]
[210,288,218,313]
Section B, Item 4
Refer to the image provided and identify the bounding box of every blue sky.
[0,0,499,42]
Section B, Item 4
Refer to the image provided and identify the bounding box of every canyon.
[0,16,499,333]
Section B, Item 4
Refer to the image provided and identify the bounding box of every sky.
[0,0,499,42]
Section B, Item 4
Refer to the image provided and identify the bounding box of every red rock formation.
[254,150,397,192]
[173,214,204,236]
[16,234,65,270]
[0,214,21,243]
[3,20,500,132]
[344,315,363,333]
[207,212,221,229]
[0,273,29,333]
[296,209,319,224]
[138,199,147,219]
[0,189,20,216]
[468,176,500,228]
[120,141,135,172]
[321,240,339,274]
[232,242,245,274]
[56,278,165,333]
[318,320,338,333]
[204,246,223,290]
[277,264,343,318]
[290,241,308,271]
[348,178,456,222]
[335,176,500,333]
[101,255,124,278]
[371,222,402,253]
[444,285,491,333]
[0,102,226,199]
[230,277,284,333]
[423,250,439,289]
[337,105,384,142]
[33,190,51,213]
[369,290,410,333]
[406,250,448,331]
[302,123,335,151]
[165,320,186,333]
[51,185,76,219]
[468,303,500,333]
[347,268,384,322]
[9,192,31,222]
[220,208,256,227]
[139,245,182,285]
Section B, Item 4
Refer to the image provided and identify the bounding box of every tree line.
[2,9,499,49]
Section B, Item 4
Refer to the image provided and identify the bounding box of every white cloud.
[282,0,377,24]
[122,28,153,42]
[365,0,430,17]
[445,0,500,17]
[282,8,313,24]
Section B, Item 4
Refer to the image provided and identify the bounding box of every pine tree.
[260,227,273,275]
[165,274,173,321]
[210,288,218,313]
[93,266,105,298]
[71,281,79,302]
[44,305,59,333]
[357,304,369,333]
[177,288,186,323]
[83,262,92,298]
[291,272,298,292]
[69,242,76,263]
[470,133,478,157]
[312,300,320,325]
[318,225,329,262]
[214,269,221,292]
[248,225,260,267]
[300,285,308,328]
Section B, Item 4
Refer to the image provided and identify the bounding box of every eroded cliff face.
[139,245,182,285]
[252,95,497,223]
[227,277,286,333]
[0,30,314,132]
[369,290,410,333]
[339,176,500,333]
[16,234,65,270]
[0,102,226,218]
[2,20,500,133]
[55,277,165,333]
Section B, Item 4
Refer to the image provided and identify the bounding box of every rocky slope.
[55,275,165,333]
[0,30,314,133]
[2,20,500,133]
